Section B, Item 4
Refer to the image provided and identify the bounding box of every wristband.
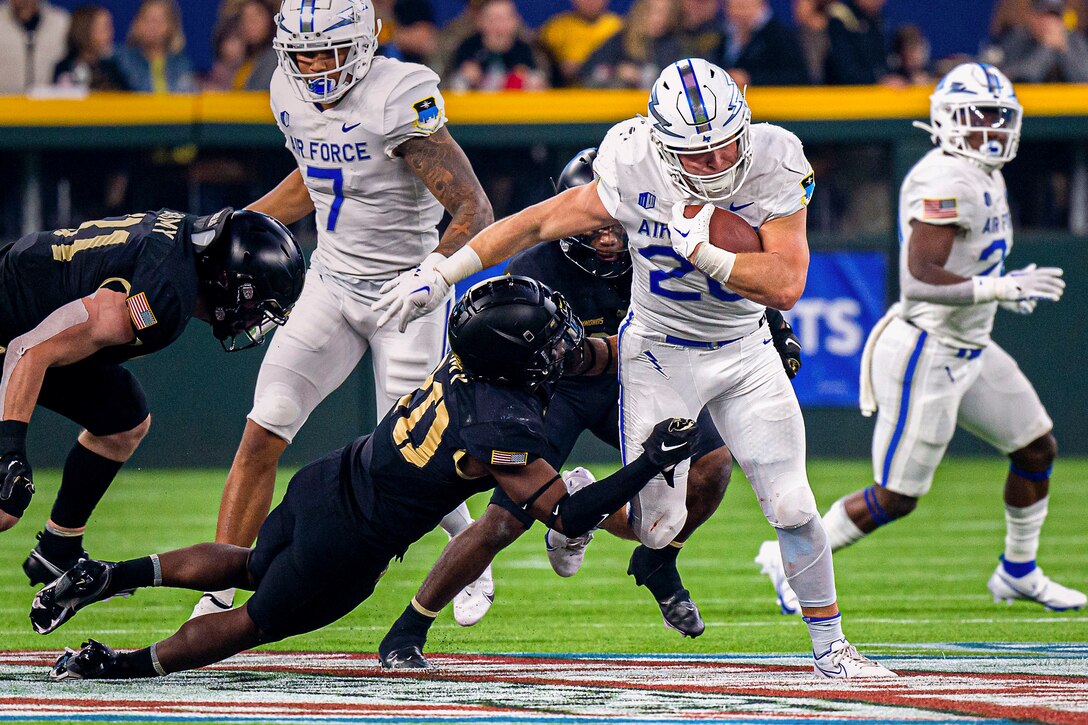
[434,246,483,287]
[972,276,998,303]
[418,252,447,271]
[0,420,28,458]
[692,243,737,284]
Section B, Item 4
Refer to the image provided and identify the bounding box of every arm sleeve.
[555,454,658,536]
[383,70,448,157]
[764,129,815,222]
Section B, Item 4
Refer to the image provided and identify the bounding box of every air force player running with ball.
[375,58,895,678]
[757,63,1084,614]
[191,0,497,623]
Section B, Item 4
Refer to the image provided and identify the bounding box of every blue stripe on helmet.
[678,60,712,133]
[301,0,315,33]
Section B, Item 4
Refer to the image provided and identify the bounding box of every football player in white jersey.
[191,0,498,624]
[375,58,895,679]
[756,63,1084,614]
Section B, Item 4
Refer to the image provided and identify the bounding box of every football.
[684,205,762,254]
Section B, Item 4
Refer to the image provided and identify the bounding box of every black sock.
[109,556,158,594]
[106,647,161,679]
[628,545,684,602]
[38,528,85,563]
[379,604,435,655]
[51,442,124,529]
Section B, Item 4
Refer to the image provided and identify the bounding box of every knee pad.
[249,383,304,440]
[636,509,687,550]
[772,485,819,530]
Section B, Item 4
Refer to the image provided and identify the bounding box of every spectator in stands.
[996,0,1088,82]
[581,0,682,88]
[376,0,439,67]
[793,0,831,84]
[678,0,724,61]
[886,24,933,86]
[0,0,70,95]
[991,0,1086,39]
[824,0,896,85]
[203,20,247,91]
[116,0,197,93]
[450,0,546,91]
[53,4,127,91]
[721,0,809,86]
[539,0,623,86]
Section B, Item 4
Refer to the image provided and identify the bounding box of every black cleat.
[31,559,120,635]
[658,588,705,638]
[378,645,432,670]
[23,534,89,587]
[51,639,118,681]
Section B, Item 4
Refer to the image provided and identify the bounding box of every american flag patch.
[490,450,528,466]
[127,292,157,330]
[923,198,958,220]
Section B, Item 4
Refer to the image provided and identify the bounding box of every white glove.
[372,253,450,332]
[974,264,1065,304]
[669,201,713,260]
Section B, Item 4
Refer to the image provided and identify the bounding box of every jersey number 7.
[306,166,344,232]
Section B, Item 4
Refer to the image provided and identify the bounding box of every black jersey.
[0,210,199,362]
[348,352,551,552]
[506,242,630,339]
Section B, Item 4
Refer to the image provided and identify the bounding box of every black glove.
[642,418,700,471]
[0,420,33,519]
[767,309,802,379]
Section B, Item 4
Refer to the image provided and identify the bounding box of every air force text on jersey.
[284,135,372,164]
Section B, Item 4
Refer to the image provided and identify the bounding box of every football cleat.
[813,639,898,679]
[755,540,801,615]
[23,535,88,587]
[31,559,122,635]
[378,644,432,670]
[658,589,705,638]
[189,590,235,620]
[50,639,118,681]
[545,529,594,578]
[988,562,1087,612]
[452,564,494,627]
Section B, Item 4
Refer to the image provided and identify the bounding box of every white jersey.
[595,118,814,341]
[270,56,447,287]
[898,148,1012,348]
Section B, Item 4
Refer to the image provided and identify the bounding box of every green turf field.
[1,458,1085,657]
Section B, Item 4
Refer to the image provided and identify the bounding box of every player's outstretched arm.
[491,419,699,537]
[396,128,494,257]
[0,291,134,529]
[246,169,315,226]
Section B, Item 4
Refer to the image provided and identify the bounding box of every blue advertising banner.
[455,252,886,409]
[788,251,887,408]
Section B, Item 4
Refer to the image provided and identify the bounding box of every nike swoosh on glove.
[372,265,450,333]
[642,418,700,471]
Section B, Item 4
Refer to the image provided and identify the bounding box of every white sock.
[803,613,844,654]
[822,498,866,552]
[439,502,473,539]
[1005,497,1048,564]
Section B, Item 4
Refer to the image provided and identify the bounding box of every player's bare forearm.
[246,169,314,226]
[906,220,963,285]
[569,336,618,377]
[397,129,493,256]
[469,183,616,268]
[725,209,808,309]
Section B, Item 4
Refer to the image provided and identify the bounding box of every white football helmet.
[914,62,1022,170]
[646,58,752,202]
[274,0,381,104]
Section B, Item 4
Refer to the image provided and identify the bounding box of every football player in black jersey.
[31,276,700,682]
[376,149,804,667]
[0,209,305,586]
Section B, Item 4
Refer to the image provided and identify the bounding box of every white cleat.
[189,589,235,620]
[545,528,594,577]
[453,564,494,627]
[754,540,800,615]
[813,639,898,679]
[988,563,1087,612]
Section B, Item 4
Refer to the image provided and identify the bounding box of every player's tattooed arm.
[397,128,494,256]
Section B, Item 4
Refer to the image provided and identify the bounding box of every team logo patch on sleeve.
[800,172,815,207]
[127,292,157,330]
[923,198,958,220]
[412,96,442,133]
[491,450,529,466]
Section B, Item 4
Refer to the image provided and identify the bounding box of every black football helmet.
[194,209,306,352]
[554,148,630,279]
[448,276,585,389]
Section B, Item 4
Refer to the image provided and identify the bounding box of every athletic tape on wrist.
[150,554,162,587]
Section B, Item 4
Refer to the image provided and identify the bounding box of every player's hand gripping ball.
[669,202,762,260]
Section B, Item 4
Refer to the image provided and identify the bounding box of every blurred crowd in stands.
[2,0,1088,96]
